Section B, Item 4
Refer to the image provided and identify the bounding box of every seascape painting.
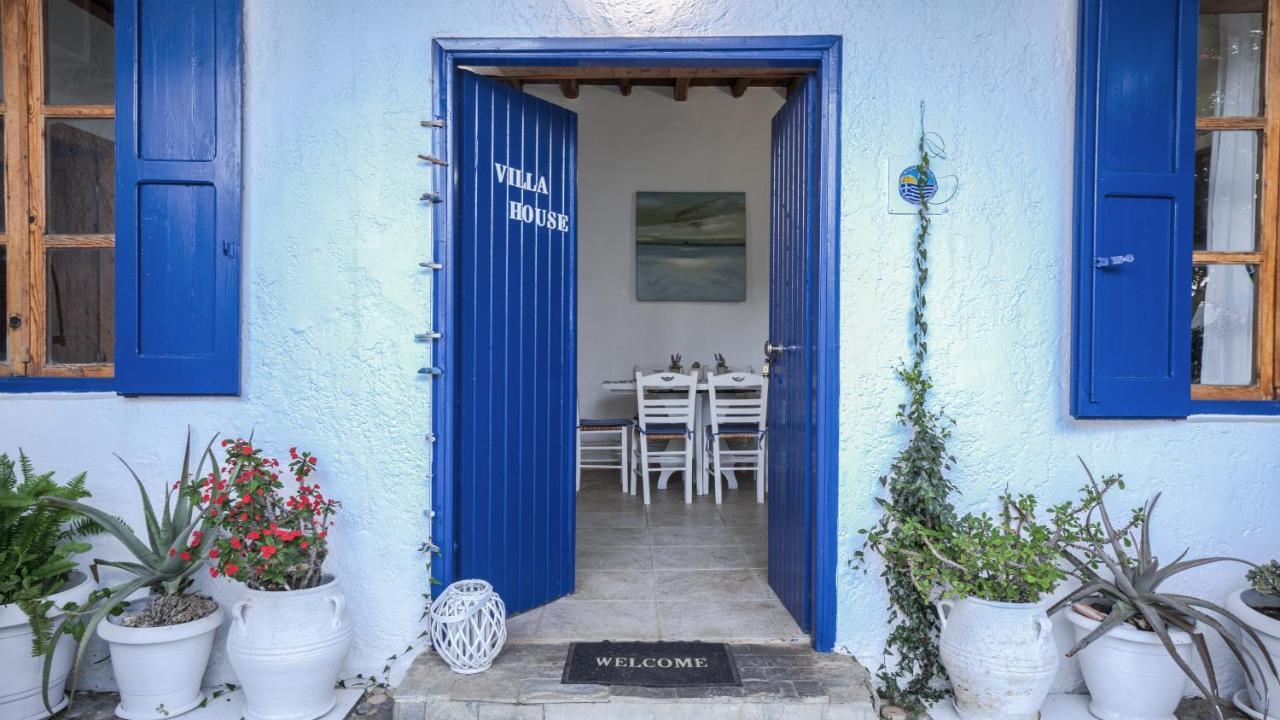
[635,191,746,302]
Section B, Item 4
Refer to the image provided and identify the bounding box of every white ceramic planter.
[1067,606,1193,720]
[936,597,1058,720]
[96,600,223,720]
[226,576,352,720]
[0,572,94,720]
[1227,586,1280,717]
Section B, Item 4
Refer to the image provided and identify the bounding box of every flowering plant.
[199,439,338,591]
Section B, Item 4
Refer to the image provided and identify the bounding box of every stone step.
[392,643,877,720]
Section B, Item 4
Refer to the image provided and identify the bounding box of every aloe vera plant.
[1045,460,1277,718]
[37,431,226,711]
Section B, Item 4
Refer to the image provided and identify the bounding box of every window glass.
[1194,130,1260,251]
[1192,263,1257,385]
[45,0,114,105]
[1197,7,1265,117]
[46,119,114,234]
[45,247,112,364]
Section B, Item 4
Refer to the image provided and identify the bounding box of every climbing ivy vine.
[856,116,958,716]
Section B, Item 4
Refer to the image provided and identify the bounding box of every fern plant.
[0,450,99,656]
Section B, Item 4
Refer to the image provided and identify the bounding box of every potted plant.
[714,353,729,374]
[1049,461,1276,720]
[41,434,224,720]
[668,354,684,373]
[0,452,98,720]
[1226,560,1280,717]
[203,439,348,720]
[905,492,1065,720]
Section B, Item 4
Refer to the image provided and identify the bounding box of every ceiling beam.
[674,77,690,102]
[559,79,579,99]
[731,77,751,98]
[618,79,632,97]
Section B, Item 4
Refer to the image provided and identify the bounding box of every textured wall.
[522,84,780,419]
[2,0,1280,695]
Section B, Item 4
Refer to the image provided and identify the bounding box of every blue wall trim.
[0,377,114,393]
[431,36,841,652]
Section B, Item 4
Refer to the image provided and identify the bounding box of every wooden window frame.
[1,0,113,381]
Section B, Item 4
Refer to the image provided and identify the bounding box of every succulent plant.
[1043,460,1277,718]
[38,431,227,711]
[1249,560,1280,598]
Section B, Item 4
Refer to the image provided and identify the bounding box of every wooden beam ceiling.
[461,65,811,100]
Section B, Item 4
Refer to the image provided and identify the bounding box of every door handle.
[1093,254,1134,269]
[764,340,795,358]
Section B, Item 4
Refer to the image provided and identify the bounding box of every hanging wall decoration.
[635,191,747,302]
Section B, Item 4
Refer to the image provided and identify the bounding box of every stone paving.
[52,688,390,720]
[393,642,878,720]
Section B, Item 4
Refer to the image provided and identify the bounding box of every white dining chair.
[576,417,632,493]
[703,371,768,504]
[632,371,697,505]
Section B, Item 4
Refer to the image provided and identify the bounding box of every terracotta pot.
[96,601,223,720]
[937,597,1058,720]
[1067,606,1193,720]
[226,576,352,720]
[0,571,94,720]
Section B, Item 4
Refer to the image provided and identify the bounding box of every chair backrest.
[706,371,768,432]
[634,371,697,431]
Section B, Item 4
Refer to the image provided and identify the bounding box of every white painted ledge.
[930,694,1092,720]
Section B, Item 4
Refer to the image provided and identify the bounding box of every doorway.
[428,37,841,651]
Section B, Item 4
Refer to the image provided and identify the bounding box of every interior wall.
[526,84,783,419]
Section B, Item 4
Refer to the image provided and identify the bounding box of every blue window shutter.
[1072,0,1195,418]
[114,0,241,395]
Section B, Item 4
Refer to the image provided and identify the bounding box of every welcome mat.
[561,641,741,687]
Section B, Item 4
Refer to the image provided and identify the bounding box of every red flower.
[179,551,192,562]
[246,530,261,541]
[210,548,220,559]
[260,545,277,560]
[230,537,243,549]
[168,548,177,558]
[209,567,220,578]
[307,456,317,465]
[300,540,309,549]
[225,563,240,576]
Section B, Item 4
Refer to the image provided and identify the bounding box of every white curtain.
[1201,13,1262,385]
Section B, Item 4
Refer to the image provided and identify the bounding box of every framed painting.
[635,191,746,302]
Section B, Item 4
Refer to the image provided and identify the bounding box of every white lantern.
[429,579,507,674]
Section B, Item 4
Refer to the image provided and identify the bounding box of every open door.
[453,71,578,614]
[766,74,817,633]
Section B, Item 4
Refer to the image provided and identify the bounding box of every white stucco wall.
[3,0,1280,696]
[522,84,780,419]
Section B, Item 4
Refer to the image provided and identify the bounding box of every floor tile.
[657,600,805,642]
[577,511,647,528]
[654,568,770,600]
[505,607,544,643]
[647,526,738,546]
[574,570,655,600]
[576,526,649,547]
[576,544,651,571]
[718,504,769,526]
[727,524,768,545]
[743,545,768,569]
[650,544,749,570]
[537,599,660,641]
[646,508,725,527]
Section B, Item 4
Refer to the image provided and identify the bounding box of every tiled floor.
[505,470,806,644]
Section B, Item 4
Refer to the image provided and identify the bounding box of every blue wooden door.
[455,72,577,614]
[767,76,817,632]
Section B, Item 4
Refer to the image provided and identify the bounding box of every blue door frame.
[429,35,842,652]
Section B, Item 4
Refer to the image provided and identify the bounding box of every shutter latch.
[1093,254,1134,269]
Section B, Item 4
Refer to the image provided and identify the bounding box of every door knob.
[764,340,785,358]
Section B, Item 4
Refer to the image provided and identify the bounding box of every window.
[1,0,116,381]
[1193,0,1277,400]
[1074,0,1280,417]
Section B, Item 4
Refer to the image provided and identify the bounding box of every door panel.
[767,74,817,632]
[456,71,577,614]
